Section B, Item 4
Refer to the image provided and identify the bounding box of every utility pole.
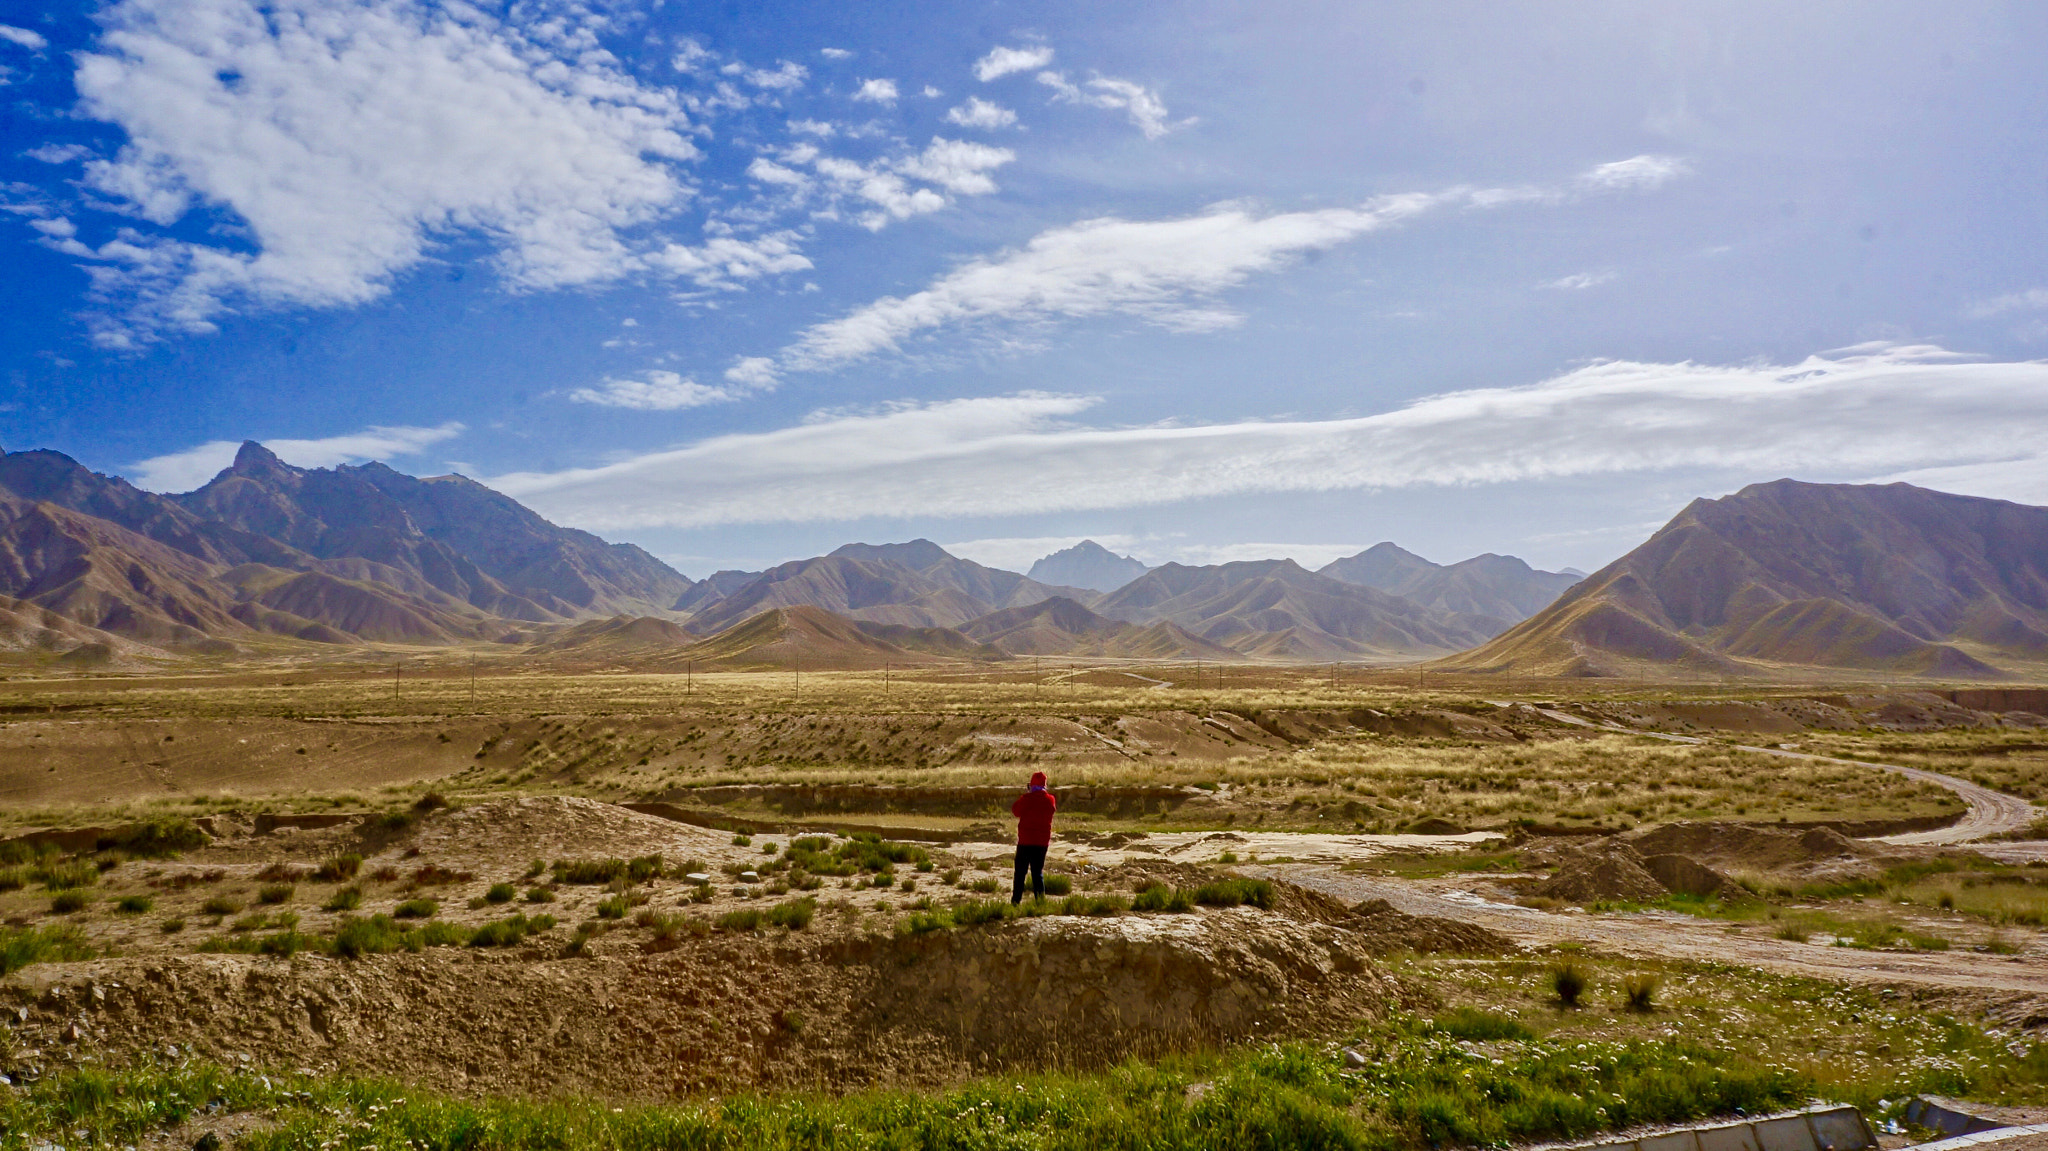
[794,652,801,701]
[393,660,400,705]
[687,659,693,694]
[470,654,476,707]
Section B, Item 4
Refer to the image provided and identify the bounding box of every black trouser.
[1012,844,1048,903]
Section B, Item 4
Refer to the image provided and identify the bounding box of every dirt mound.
[1344,899,1514,954]
[410,796,747,869]
[1641,852,1730,897]
[1,908,1397,1099]
[1536,843,1668,903]
[1623,821,1871,874]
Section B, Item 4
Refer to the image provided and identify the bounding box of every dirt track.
[1255,864,2048,1029]
[1514,705,2039,844]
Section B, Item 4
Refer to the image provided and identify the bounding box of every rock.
[193,1134,223,1151]
[684,873,711,883]
[739,871,760,883]
[1343,1047,1368,1068]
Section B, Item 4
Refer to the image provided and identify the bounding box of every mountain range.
[3,440,2036,679]
[1437,479,2048,678]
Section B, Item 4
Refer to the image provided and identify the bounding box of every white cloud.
[974,45,1053,82]
[1578,154,1690,191]
[0,25,47,50]
[24,143,91,164]
[723,356,780,387]
[130,421,463,492]
[819,48,852,61]
[1545,270,1616,290]
[1038,71,1182,139]
[568,371,734,411]
[1966,287,2048,320]
[65,0,710,344]
[787,118,836,137]
[945,97,1018,130]
[642,230,813,289]
[783,136,1015,232]
[852,77,899,104]
[488,346,2048,532]
[745,61,807,90]
[893,138,1015,195]
[772,194,1445,372]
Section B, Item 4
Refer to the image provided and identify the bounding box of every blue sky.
[5,0,2048,578]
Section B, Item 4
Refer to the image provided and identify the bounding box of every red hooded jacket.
[1011,772,1057,846]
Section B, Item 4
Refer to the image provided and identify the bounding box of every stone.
[1342,1047,1368,1068]
[739,871,760,883]
[685,873,711,883]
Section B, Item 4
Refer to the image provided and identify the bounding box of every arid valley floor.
[1,657,2045,1147]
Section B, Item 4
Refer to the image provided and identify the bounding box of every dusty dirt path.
[1506,704,2039,844]
[1252,864,2048,1025]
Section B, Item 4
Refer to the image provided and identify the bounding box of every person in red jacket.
[1010,770,1057,904]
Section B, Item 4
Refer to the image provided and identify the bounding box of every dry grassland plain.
[0,664,1969,836]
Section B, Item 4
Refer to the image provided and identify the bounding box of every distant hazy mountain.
[1319,542,1580,625]
[681,540,1096,632]
[1093,559,1497,661]
[1436,480,2048,678]
[958,595,1238,658]
[1027,540,1151,593]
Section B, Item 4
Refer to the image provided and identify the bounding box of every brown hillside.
[1436,479,2048,678]
[679,605,1001,669]
[959,596,1238,659]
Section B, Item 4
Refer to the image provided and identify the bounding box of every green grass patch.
[0,924,96,975]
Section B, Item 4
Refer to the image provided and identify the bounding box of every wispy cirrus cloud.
[1965,287,2048,319]
[509,344,2048,533]
[1037,71,1183,138]
[0,24,48,50]
[731,156,1685,385]
[129,421,464,492]
[567,371,735,411]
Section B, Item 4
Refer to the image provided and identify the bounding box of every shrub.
[524,887,555,904]
[1774,922,1811,942]
[332,915,416,958]
[899,910,951,934]
[393,898,437,919]
[641,913,708,951]
[0,865,26,892]
[413,791,449,812]
[732,835,752,847]
[952,899,1020,927]
[50,890,90,914]
[255,863,307,883]
[418,921,470,948]
[469,914,555,948]
[1,925,96,973]
[969,878,999,894]
[312,854,362,882]
[38,861,98,891]
[200,895,242,917]
[1193,877,1273,909]
[898,877,916,893]
[943,869,962,886]
[1551,961,1588,1007]
[1132,883,1193,913]
[114,893,153,913]
[1042,874,1073,896]
[159,918,185,934]
[1059,894,1128,917]
[484,882,517,904]
[257,884,294,904]
[408,864,467,887]
[1623,974,1659,1012]
[766,897,817,930]
[1435,1007,1534,1041]
[523,859,546,879]
[717,908,765,932]
[324,886,363,911]
[552,858,629,885]
[595,895,630,919]
[106,816,206,857]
